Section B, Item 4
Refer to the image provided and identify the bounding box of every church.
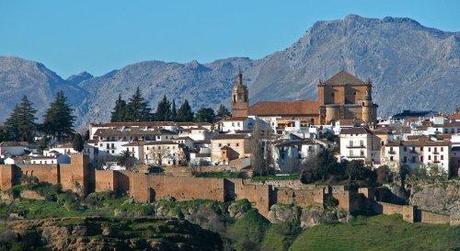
[231,70,378,127]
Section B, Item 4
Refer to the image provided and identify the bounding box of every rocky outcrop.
[267,203,351,228]
[409,180,460,215]
[6,217,223,251]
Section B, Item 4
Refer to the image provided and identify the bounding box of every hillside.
[1,15,460,127]
[0,56,88,122]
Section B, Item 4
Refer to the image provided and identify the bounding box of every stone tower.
[231,71,249,118]
[361,80,375,123]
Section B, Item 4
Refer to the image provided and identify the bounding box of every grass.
[289,214,460,251]
[251,173,300,182]
[194,171,240,179]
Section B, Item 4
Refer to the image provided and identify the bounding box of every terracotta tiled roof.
[323,71,366,86]
[386,138,450,147]
[212,133,249,140]
[249,100,319,116]
[449,111,460,120]
[340,127,373,135]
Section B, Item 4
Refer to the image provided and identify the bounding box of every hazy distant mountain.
[0,56,88,122]
[66,71,93,85]
[1,15,460,127]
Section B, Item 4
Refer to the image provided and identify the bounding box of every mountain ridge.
[0,14,459,127]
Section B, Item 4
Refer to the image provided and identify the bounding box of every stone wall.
[21,165,60,185]
[60,154,93,195]
[0,165,17,190]
[276,187,324,207]
[419,210,450,224]
[227,178,272,217]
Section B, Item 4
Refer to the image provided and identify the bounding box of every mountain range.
[1,14,459,128]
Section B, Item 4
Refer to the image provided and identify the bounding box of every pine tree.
[72,133,85,152]
[5,95,37,142]
[171,100,177,121]
[177,100,194,122]
[42,91,75,140]
[155,95,171,121]
[216,104,231,118]
[194,107,216,123]
[126,87,151,121]
[111,94,128,122]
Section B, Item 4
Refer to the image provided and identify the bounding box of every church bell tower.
[231,71,249,118]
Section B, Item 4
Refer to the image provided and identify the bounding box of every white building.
[382,137,451,174]
[29,154,71,165]
[339,127,381,166]
[273,134,322,173]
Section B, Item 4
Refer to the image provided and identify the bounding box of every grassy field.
[290,214,460,251]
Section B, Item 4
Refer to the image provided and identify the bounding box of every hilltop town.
[1,70,460,249]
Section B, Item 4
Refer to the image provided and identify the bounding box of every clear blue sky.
[1,0,459,78]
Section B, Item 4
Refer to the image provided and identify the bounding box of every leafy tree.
[155,95,171,121]
[4,96,37,142]
[38,136,49,153]
[72,133,84,152]
[111,94,128,122]
[216,104,231,118]
[176,100,194,122]
[171,100,177,121]
[250,121,274,176]
[301,149,341,183]
[126,87,151,121]
[194,107,216,123]
[42,91,75,140]
[117,150,137,170]
[0,126,10,142]
[345,160,376,185]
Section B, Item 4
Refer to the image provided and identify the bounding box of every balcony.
[345,155,365,159]
[433,160,441,164]
[347,145,365,148]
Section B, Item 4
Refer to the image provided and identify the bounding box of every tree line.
[110,87,231,123]
[0,91,76,143]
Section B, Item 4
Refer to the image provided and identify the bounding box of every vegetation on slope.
[290,214,460,251]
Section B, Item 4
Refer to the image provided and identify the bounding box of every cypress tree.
[72,133,84,152]
[42,91,75,140]
[171,100,177,121]
[126,87,151,121]
[177,100,194,122]
[111,94,128,122]
[155,95,171,121]
[5,95,37,142]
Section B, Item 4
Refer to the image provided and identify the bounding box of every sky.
[1,0,459,78]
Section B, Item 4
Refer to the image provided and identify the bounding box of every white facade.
[339,128,381,166]
[382,140,451,173]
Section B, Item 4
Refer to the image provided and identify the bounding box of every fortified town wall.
[0,153,454,223]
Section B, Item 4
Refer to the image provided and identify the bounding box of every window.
[236,143,239,147]
[428,155,431,160]
[412,156,416,163]
[390,156,394,161]
[218,143,222,147]
[420,156,424,162]
[360,150,364,156]
[349,141,353,147]
[403,146,407,152]
[428,147,431,152]
[403,156,407,163]
[360,140,364,147]
[441,155,444,160]
[441,147,444,152]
